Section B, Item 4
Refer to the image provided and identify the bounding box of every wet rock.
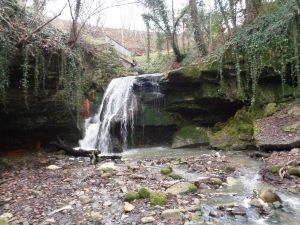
[209,177,223,186]
[46,165,61,170]
[209,210,218,217]
[0,213,13,221]
[259,188,282,203]
[226,177,238,186]
[124,202,135,212]
[103,201,112,207]
[98,162,116,172]
[141,216,155,224]
[288,167,300,177]
[0,218,8,225]
[166,182,193,195]
[41,218,56,225]
[24,206,33,213]
[101,172,113,178]
[89,211,103,221]
[161,209,182,220]
[290,148,300,155]
[79,195,93,204]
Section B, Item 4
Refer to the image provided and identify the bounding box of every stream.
[122,147,300,225]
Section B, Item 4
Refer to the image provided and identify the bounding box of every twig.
[19,3,67,45]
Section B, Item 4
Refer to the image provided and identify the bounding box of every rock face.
[255,103,300,150]
[172,126,209,148]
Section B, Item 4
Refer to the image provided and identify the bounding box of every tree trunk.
[229,0,237,29]
[189,0,207,56]
[216,0,231,35]
[68,0,81,47]
[245,0,262,23]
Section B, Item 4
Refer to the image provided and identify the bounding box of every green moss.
[224,166,236,173]
[149,192,168,206]
[264,103,277,117]
[0,158,14,170]
[169,173,183,180]
[174,126,208,141]
[161,166,172,175]
[283,126,296,133]
[123,192,140,202]
[188,183,198,193]
[271,165,281,173]
[140,107,175,126]
[288,167,300,177]
[138,188,151,199]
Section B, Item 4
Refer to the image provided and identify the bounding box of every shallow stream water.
[123,147,300,225]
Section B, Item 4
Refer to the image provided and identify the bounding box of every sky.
[40,0,189,31]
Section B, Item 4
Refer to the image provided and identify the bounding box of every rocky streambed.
[0,147,300,225]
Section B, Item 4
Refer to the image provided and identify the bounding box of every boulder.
[166,182,193,195]
[161,209,182,220]
[172,126,209,148]
[259,188,282,203]
[256,103,300,150]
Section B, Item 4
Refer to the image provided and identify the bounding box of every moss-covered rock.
[169,173,183,180]
[172,126,209,148]
[161,166,173,175]
[264,103,278,117]
[149,192,168,206]
[271,165,281,173]
[138,188,151,199]
[123,192,140,202]
[288,167,300,177]
[188,183,198,193]
[0,158,14,170]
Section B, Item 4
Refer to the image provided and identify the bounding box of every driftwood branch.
[50,137,122,162]
[50,137,93,157]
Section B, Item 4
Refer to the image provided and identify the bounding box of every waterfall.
[79,74,162,154]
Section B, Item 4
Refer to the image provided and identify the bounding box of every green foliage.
[123,192,140,202]
[161,166,172,175]
[138,188,151,199]
[0,158,14,170]
[149,192,168,206]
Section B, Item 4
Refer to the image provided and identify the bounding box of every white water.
[79,74,163,154]
[79,76,137,154]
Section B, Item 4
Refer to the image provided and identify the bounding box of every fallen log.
[50,137,122,163]
[50,137,93,157]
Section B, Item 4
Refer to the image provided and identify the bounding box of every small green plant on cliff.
[138,187,151,199]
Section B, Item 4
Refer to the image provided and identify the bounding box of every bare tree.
[245,0,262,23]
[66,0,137,48]
[33,0,48,16]
[188,0,207,56]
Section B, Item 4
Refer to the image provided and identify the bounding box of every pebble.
[89,211,103,220]
[46,165,61,170]
[124,202,135,212]
[141,216,155,224]
[0,213,13,220]
[103,201,112,207]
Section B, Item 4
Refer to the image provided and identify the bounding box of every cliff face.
[0,0,126,150]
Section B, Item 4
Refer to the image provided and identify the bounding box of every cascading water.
[79,74,162,154]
